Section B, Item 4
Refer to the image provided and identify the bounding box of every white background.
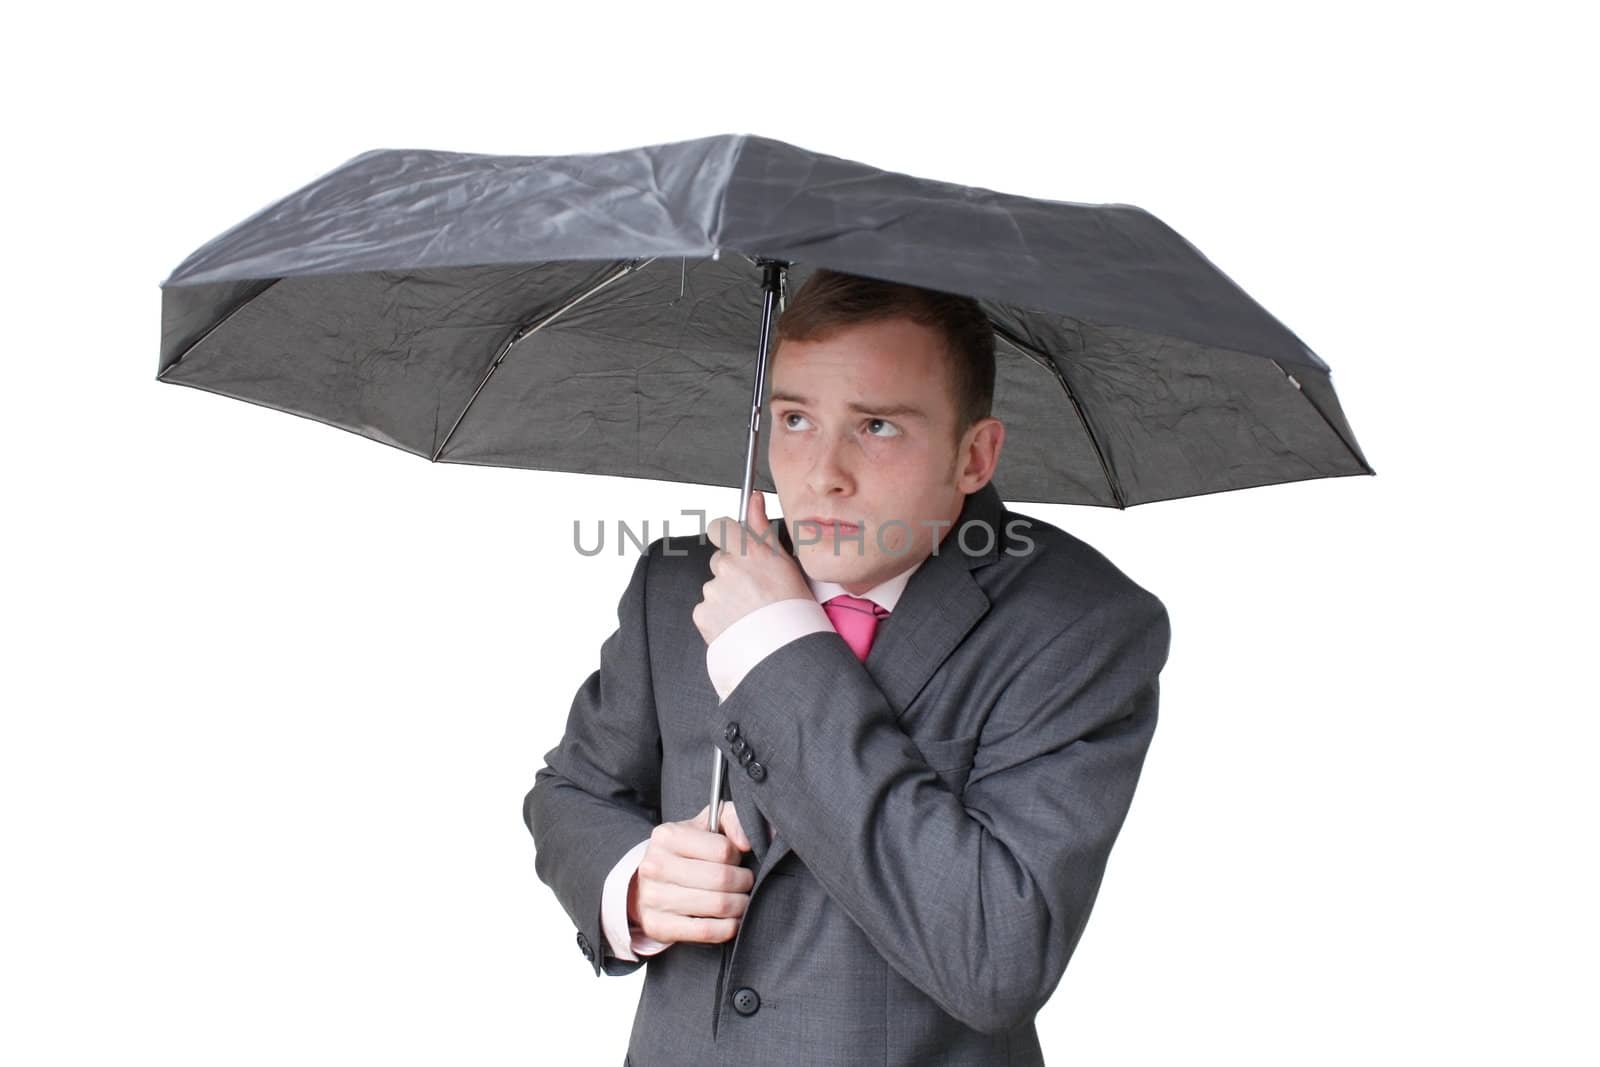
[4,2,1595,1064]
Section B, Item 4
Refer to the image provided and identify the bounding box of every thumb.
[743,489,769,535]
[720,802,752,852]
[692,802,751,851]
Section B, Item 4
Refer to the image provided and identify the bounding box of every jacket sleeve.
[712,587,1170,1033]
[524,542,666,977]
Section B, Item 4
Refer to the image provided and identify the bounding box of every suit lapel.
[752,484,1005,883]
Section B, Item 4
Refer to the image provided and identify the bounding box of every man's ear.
[955,417,1005,494]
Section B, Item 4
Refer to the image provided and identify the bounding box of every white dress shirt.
[600,552,928,962]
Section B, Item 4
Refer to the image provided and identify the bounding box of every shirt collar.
[805,554,927,613]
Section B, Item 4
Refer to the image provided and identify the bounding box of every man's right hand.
[628,802,754,945]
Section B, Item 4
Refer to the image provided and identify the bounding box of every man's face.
[766,315,996,594]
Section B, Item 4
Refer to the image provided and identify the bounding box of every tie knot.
[825,593,888,616]
[823,595,889,662]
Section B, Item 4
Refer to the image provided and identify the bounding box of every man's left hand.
[695,490,811,646]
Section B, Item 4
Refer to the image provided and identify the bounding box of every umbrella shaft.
[711,258,788,834]
[737,260,786,525]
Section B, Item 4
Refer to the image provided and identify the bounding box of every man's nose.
[805,433,856,497]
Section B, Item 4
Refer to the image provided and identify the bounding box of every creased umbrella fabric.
[159,132,1370,505]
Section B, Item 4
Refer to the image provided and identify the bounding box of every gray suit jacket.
[524,483,1170,1066]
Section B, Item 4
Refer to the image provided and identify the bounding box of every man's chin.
[795,547,872,585]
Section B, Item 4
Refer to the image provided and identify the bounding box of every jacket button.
[576,931,594,962]
[736,747,753,766]
[731,986,761,1016]
[730,737,748,756]
[746,761,766,782]
[724,722,741,742]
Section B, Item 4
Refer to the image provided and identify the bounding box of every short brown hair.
[774,268,995,441]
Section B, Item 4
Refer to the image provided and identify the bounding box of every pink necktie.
[823,594,890,662]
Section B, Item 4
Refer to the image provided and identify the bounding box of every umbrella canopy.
[158,132,1371,506]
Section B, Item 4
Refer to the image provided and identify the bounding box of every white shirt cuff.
[601,837,670,961]
[705,598,835,701]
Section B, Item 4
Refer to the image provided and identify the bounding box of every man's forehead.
[768,325,957,421]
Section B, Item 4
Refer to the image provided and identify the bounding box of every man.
[525,269,1171,1066]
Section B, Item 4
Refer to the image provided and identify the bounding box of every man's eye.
[866,418,901,438]
[782,412,810,430]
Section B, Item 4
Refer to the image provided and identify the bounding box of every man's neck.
[805,554,926,612]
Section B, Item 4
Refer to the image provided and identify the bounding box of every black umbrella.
[157,131,1372,829]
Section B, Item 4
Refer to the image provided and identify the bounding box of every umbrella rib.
[991,321,1128,509]
[157,279,281,377]
[1268,360,1376,475]
[431,257,657,463]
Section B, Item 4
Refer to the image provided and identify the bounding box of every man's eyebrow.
[768,391,928,419]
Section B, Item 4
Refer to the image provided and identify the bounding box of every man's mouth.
[796,517,860,534]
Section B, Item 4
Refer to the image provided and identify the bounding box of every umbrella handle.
[708,257,788,834]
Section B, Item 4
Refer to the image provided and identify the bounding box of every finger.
[637,879,751,924]
[644,912,741,945]
[705,515,735,551]
[690,801,747,849]
[674,810,747,863]
[645,851,754,895]
[719,802,752,852]
[691,803,726,837]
